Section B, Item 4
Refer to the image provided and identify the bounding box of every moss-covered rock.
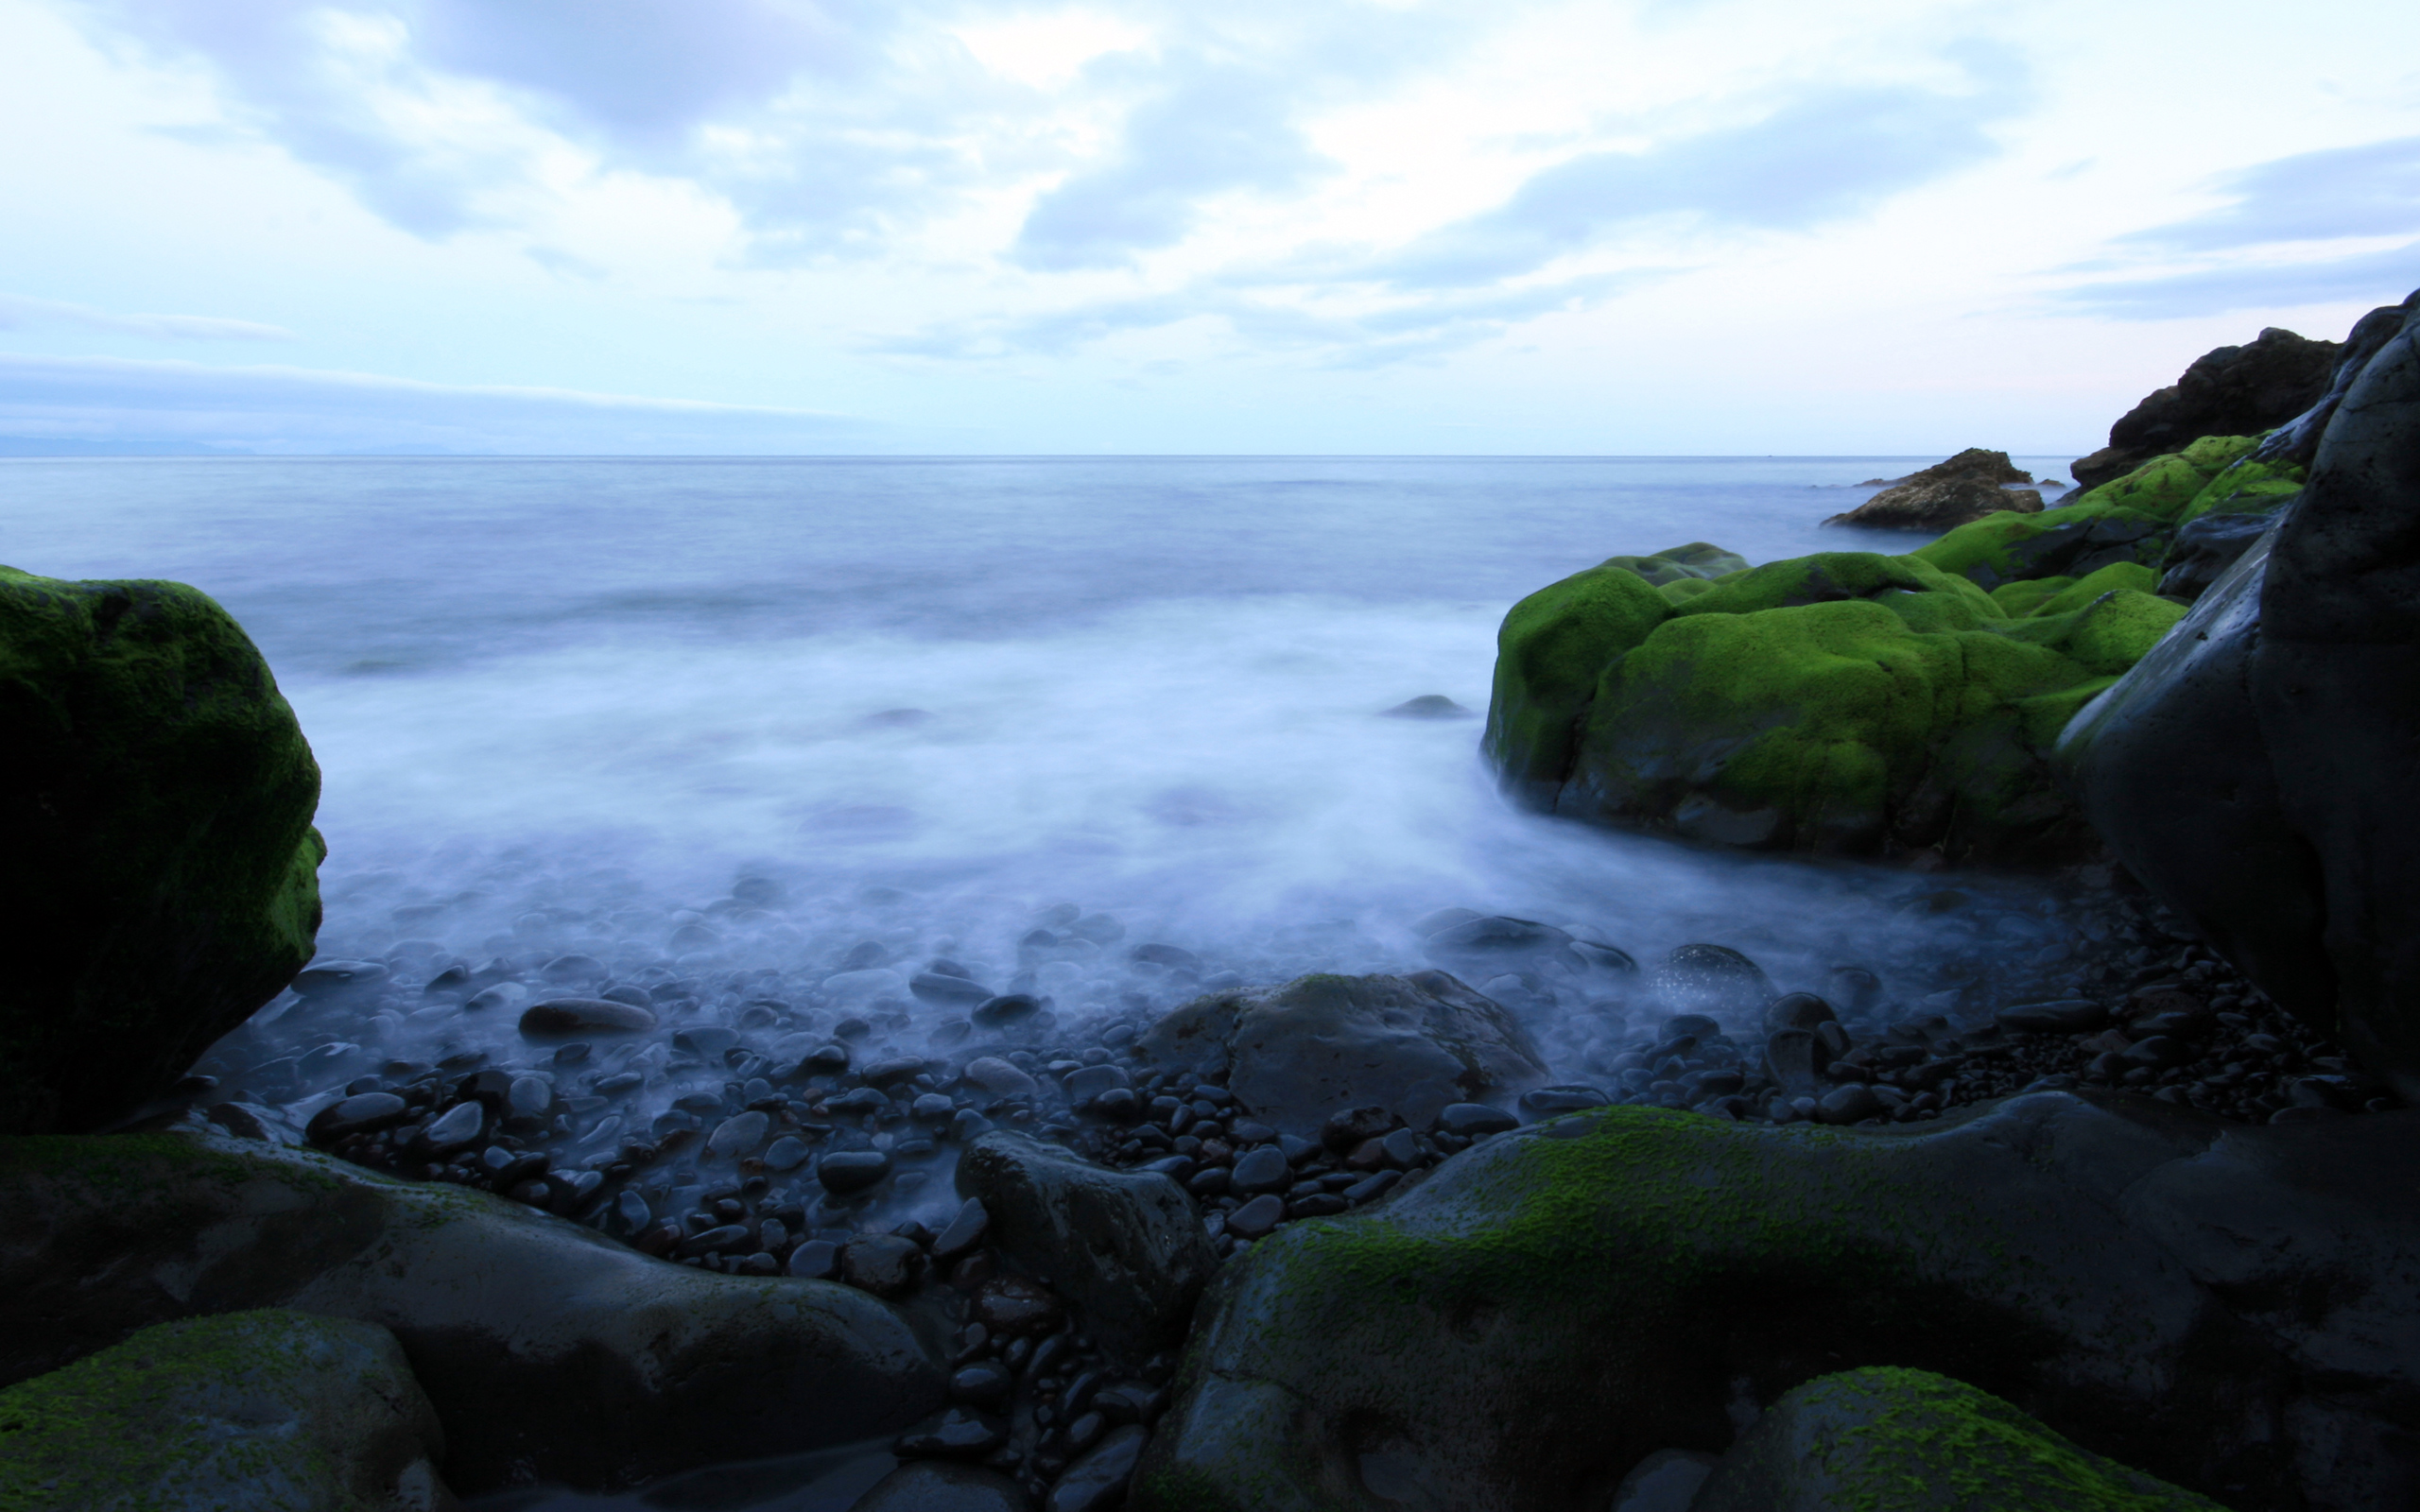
[1131,1093,2420,1512]
[1693,1366,2226,1512]
[0,1128,943,1495]
[0,1308,453,1511]
[1480,563,1671,805]
[0,567,324,1135]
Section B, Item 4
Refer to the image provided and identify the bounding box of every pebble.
[973,1276,1065,1337]
[422,1100,486,1148]
[707,1111,769,1158]
[305,1091,407,1143]
[963,1057,1041,1099]
[932,1198,991,1262]
[817,1150,892,1194]
[787,1239,840,1280]
[1814,1085,1887,1125]
[1045,1425,1147,1512]
[518,999,657,1039]
[910,972,994,1007]
[1229,1146,1291,1194]
[840,1235,923,1297]
[895,1407,1007,1460]
[1064,1065,1132,1103]
[972,994,1042,1028]
[1225,1194,1285,1240]
[950,1362,1014,1407]
[1433,1103,1517,1138]
[507,1076,552,1117]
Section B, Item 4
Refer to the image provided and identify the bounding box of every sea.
[9,453,2101,1508]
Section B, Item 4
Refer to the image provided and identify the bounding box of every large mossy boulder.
[2061,295,2420,1102]
[0,1128,945,1494]
[0,1308,455,1511]
[1131,1096,2420,1512]
[1693,1366,2225,1512]
[1480,437,2317,863]
[0,567,325,1135]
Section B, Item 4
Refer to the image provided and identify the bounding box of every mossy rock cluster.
[0,566,326,1134]
[1481,440,2304,861]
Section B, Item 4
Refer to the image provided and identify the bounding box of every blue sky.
[1,0,2415,455]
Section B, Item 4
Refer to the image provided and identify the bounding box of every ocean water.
[7,455,2097,1091]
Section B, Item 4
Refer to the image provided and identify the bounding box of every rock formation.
[1823,448,2044,530]
[2072,326,2339,491]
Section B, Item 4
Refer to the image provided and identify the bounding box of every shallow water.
[9,454,2092,1194]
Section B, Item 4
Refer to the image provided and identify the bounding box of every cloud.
[2121,134,2420,252]
[2049,242,2420,320]
[0,351,875,453]
[1375,75,2026,289]
[0,293,294,340]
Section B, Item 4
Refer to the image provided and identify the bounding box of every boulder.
[0,1128,944,1494]
[1130,1095,2420,1512]
[0,566,325,1134]
[1823,449,2044,530]
[2060,294,2420,1100]
[2254,289,2420,470]
[1692,1366,2224,1511]
[1137,972,1548,1136]
[955,1131,1218,1361]
[2072,326,2340,490]
[0,1308,454,1511]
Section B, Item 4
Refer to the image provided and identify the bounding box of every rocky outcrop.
[956,1131,1218,1361]
[1136,972,1548,1136]
[1693,1367,2225,1511]
[0,1308,456,1511]
[2061,293,2420,1102]
[0,1128,944,1494]
[1824,449,2044,530]
[0,567,326,1135]
[1131,1095,2420,1512]
[2073,326,2340,490]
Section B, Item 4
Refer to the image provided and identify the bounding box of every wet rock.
[787,1239,840,1280]
[963,1057,1040,1100]
[1063,1065,1131,1104]
[896,1406,1008,1460]
[1138,972,1547,1138]
[1761,993,1835,1035]
[819,1150,893,1195]
[1654,945,1774,1019]
[1320,1105,1398,1152]
[0,1129,944,1494]
[421,1100,485,1149]
[306,1091,409,1143]
[1608,1449,1718,1512]
[1223,1194,1285,1240]
[707,1110,770,1158]
[1433,1103,1518,1138]
[1694,1367,2221,1511]
[518,998,658,1039]
[1813,1085,1886,1125]
[1423,916,1575,973]
[1383,695,1474,719]
[853,1459,1032,1512]
[0,1308,452,1510]
[971,994,1042,1029]
[957,1131,1217,1359]
[1996,999,2111,1034]
[0,567,325,1135]
[1229,1145,1290,1194]
[842,1235,925,1298]
[911,973,994,1008]
[1132,1096,2420,1512]
[291,959,389,997]
[971,1276,1064,1338]
[1047,1424,1147,1512]
[2073,325,2341,490]
[763,1136,811,1172]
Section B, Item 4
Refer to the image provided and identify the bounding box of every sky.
[0,0,2415,455]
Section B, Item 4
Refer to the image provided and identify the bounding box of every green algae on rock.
[1693,1366,2228,1512]
[1130,1094,2420,1512]
[0,565,326,1135]
[0,1308,453,1512]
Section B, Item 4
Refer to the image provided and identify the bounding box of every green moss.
[1599,542,1751,587]
[2014,562,2160,620]
[1479,563,1671,799]
[1659,576,1720,605]
[2172,453,2304,526]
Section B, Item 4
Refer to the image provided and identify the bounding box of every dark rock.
[1132,943,1202,972]
[1996,999,2111,1034]
[1063,1064,1131,1103]
[1423,915,1574,971]
[862,1057,929,1090]
[0,1308,452,1508]
[972,994,1042,1028]
[2256,291,2420,470]
[1763,1030,1821,1096]
[2074,326,2341,490]
[1383,695,1474,719]
[787,1239,840,1280]
[911,973,994,1007]
[957,1131,1218,1358]
[1518,1085,1610,1115]
[1137,972,1547,1137]
[1812,1085,1886,1125]
[1229,1145,1291,1194]
[1320,1104,1398,1152]
[1046,1424,1147,1512]
[896,1406,1007,1460]
[842,1235,925,1298]
[819,1150,893,1195]
[1223,1194,1285,1240]
[518,998,658,1040]
[2157,507,2284,602]
[305,1091,408,1143]
[1762,992,1835,1034]
[1824,451,2043,530]
[1132,1095,2420,1512]
[1655,945,1774,1019]
[1432,1103,1517,1138]
[853,1458,1032,1512]
[1694,1367,2218,1511]
[0,1128,943,1494]
[0,568,325,1135]
[971,1276,1064,1338]
[539,954,607,985]
[2061,292,2420,1100]
[290,960,387,997]
[949,1361,1013,1407]
[932,1197,991,1263]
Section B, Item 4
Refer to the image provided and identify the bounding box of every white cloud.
[0,292,294,340]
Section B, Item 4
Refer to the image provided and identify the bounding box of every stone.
[306,1091,409,1143]
[1422,915,1575,973]
[931,1196,990,1263]
[2073,326,2341,490]
[853,1459,1033,1512]
[1824,450,2044,531]
[1047,1425,1147,1512]
[1693,1366,2224,1511]
[1995,999,2111,1034]
[911,973,994,1007]
[0,1128,944,1495]
[1223,1194,1285,1240]
[971,994,1041,1028]
[1229,1145,1290,1194]
[1761,992,1835,1034]
[963,1057,1041,1100]
[1655,945,1774,1019]
[1383,695,1474,719]
[895,1406,1008,1460]
[707,1110,769,1158]
[763,1135,811,1172]
[420,1099,485,1149]
[842,1235,925,1298]
[1137,972,1547,1138]
[0,566,325,1135]
[1320,1105,1398,1151]
[1130,1095,2420,1512]
[1433,1103,1518,1138]
[0,1308,452,1511]
[957,1131,1218,1360]
[787,1239,840,1280]
[1063,1064,1132,1103]
[1812,1084,1886,1125]
[1609,1450,1719,1512]
[819,1150,893,1195]
[2059,292,2420,1100]
[290,959,387,996]
[971,1276,1064,1338]
[517,998,658,1039]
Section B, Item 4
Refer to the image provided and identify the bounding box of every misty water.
[12,455,2095,1202]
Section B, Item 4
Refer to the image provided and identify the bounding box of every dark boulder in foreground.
[0,1128,943,1495]
[1132,1095,2420,1512]
[1823,448,2044,530]
[0,567,325,1135]
[2061,292,2420,1101]
[0,1307,455,1511]
[2072,325,2340,490]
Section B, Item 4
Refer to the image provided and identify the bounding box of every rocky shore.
[6,287,2420,1512]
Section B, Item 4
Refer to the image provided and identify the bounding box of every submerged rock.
[1693,1366,2225,1511]
[0,1128,944,1495]
[1137,972,1548,1136]
[0,1308,452,1512]
[1131,1094,2420,1512]
[0,565,325,1134]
